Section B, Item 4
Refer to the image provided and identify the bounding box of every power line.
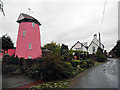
[100,0,107,31]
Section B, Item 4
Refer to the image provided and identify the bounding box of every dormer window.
[32,22,35,27]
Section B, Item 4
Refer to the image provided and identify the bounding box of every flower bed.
[30,79,70,88]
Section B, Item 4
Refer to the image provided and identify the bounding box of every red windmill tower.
[15,13,42,59]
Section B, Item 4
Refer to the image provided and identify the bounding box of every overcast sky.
[0,0,119,52]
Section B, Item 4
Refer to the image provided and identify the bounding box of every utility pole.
[99,32,101,48]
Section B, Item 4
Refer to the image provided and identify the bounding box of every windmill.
[0,0,5,16]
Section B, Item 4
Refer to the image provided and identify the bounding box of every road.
[68,58,118,88]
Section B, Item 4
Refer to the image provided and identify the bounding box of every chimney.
[93,34,97,40]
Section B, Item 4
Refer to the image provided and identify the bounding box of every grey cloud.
[1,0,118,52]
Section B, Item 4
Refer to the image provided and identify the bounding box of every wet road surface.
[69,58,118,88]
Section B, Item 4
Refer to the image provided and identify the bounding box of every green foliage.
[31,80,70,88]
[112,40,120,58]
[41,54,74,81]
[104,50,107,58]
[3,54,20,65]
[86,60,94,68]
[69,50,74,60]
[1,34,14,53]
[70,60,81,67]
[25,53,75,81]
[2,55,24,75]
[80,61,87,68]
[96,47,107,62]
[61,44,68,50]
[61,44,69,61]
[70,59,94,69]
[2,64,20,75]
[43,41,60,54]
[73,50,88,60]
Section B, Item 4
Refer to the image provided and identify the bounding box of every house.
[88,34,104,54]
[108,50,116,58]
[71,41,88,52]
[15,13,42,59]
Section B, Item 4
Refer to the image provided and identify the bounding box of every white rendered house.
[71,41,88,52]
[88,34,104,54]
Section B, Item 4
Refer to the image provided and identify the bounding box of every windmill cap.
[17,13,41,26]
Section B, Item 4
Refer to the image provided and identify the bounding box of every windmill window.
[29,43,32,49]
[32,22,35,27]
[23,30,26,36]
[28,56,31,59]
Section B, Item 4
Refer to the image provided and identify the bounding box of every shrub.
[86,60,94,68]
[42,54,74,81]
[25,53,75,81]
[70,60,82,67]
[96,47,107,62]
[80,61,87,68]
[2,65,20,74]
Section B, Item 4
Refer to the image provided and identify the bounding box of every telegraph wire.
[100,0,107,31]
[99,0,107,48]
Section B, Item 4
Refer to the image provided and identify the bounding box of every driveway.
[2,74,37,88]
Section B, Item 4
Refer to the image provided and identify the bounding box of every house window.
[23,30,26,36]
[32,22,35,27]
[93,46,95,53]
[76,48,81,51]
[28,56,31,59]
[29,43,32,49]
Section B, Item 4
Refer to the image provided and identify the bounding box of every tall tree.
[42,41,60,55]
[104,50,107,58]
[2,34,14,53]
[96,47,107,62]
[61,44,68,55]
[112,40,120,58]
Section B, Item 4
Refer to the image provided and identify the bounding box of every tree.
[96,47,107,62]
[61,44,69,61]
[43,41,57,51]
[42,53,75,81]
[104,50,107,58]
[2,34,14,53]
[69,50,74,60]
[112,40,120,58]
[42,41,61,55]
[61,44,68,55]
